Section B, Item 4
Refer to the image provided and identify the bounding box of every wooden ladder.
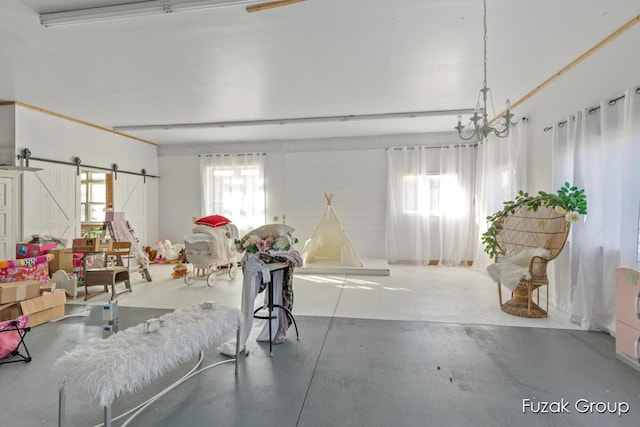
[102,221,153,282]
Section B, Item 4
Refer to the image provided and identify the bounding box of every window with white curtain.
[387,146,475,265]
[200,153,265,236]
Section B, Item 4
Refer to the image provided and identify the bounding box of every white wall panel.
[158,154,201,244]
[0,106,15,166]
[283,149,387,259]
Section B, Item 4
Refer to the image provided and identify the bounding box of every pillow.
[242,224,295,240]
[194,214,231,228]
[0,315,29,360]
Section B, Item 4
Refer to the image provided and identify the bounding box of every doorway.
[80,170,113,237]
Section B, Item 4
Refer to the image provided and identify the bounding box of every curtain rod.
[198,153,266,157]
[387,144,477,151]
[16,148,159,182]
[543,87,640,132]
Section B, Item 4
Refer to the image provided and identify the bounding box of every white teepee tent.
[301,193,363,267]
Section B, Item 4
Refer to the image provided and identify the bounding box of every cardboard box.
[47,248,74,274]
[0,302,21,322]
[16,242,59,259]
[0,280,41,304]
[105,211,125,221]
[19,291,66,327]
[39,282,57,295]
[72,238,112,253]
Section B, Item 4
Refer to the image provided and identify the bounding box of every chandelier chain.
[483,0,487,94]
[455,0,512,142]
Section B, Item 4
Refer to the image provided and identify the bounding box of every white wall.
[12,105,160,246]
[282,149,386,258]
[0,105,15,166]
[158,154,202,245]
[158,133,457,259]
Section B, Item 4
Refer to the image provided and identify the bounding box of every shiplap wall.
[282,149,387,259]
[158,133,461,260]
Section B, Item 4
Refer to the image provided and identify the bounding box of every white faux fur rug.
[53,304,242,407]
[487,262,531,291]
[486,248,551,291]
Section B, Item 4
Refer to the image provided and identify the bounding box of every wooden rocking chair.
[494,205,570,318]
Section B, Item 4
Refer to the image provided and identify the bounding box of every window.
[201,153,265,235]
[403,174,460,216]
[80,171,110,223]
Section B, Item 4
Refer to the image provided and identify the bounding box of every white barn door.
[22,163,78,246]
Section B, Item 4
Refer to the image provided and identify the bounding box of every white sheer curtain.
[386,145,476,265]
[439,145,476,266]
[472,119,528,270]
[386,147,434,264]
[551,87,640,333]
[200,153,266,236]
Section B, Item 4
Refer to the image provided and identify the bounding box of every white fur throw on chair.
[487,248,551,292]
[53,304,242,408]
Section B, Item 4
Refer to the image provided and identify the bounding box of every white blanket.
[486,248,551,291]
[184,223,239,260]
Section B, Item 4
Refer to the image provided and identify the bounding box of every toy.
[144,246,158,262]
[154,240,185,262]
[178,248,188,263]
[171,262,188,278]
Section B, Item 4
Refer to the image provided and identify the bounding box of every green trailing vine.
[481,182,587,259]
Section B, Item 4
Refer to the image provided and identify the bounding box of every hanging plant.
[481,182,587,259]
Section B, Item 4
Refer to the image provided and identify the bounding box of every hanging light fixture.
[456,0,513,142]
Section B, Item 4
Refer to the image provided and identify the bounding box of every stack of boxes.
[0,240,69,327]
[0,280,66,327]
[0,237,115,328]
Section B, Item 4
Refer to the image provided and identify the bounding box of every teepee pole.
[324,193,334,205]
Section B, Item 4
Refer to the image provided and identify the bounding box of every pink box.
[105,211,125,221]
[16,242,59,259]
[615,269,640,330]
[616,321,640,371]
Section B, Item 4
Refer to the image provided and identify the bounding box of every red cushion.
[194,214,231,227]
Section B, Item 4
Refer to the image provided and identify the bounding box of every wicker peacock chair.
[493,204,570,318]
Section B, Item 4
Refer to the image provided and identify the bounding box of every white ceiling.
[0,0,638,145]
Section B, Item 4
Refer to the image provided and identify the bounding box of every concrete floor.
[1,265,640,426]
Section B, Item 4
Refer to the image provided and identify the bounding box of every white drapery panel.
[551,88,640,333]
[200,153,266,237]
[386,147,434,264]
[471,120,528,271]
[438,145,476,266]
[386,146,476,265]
